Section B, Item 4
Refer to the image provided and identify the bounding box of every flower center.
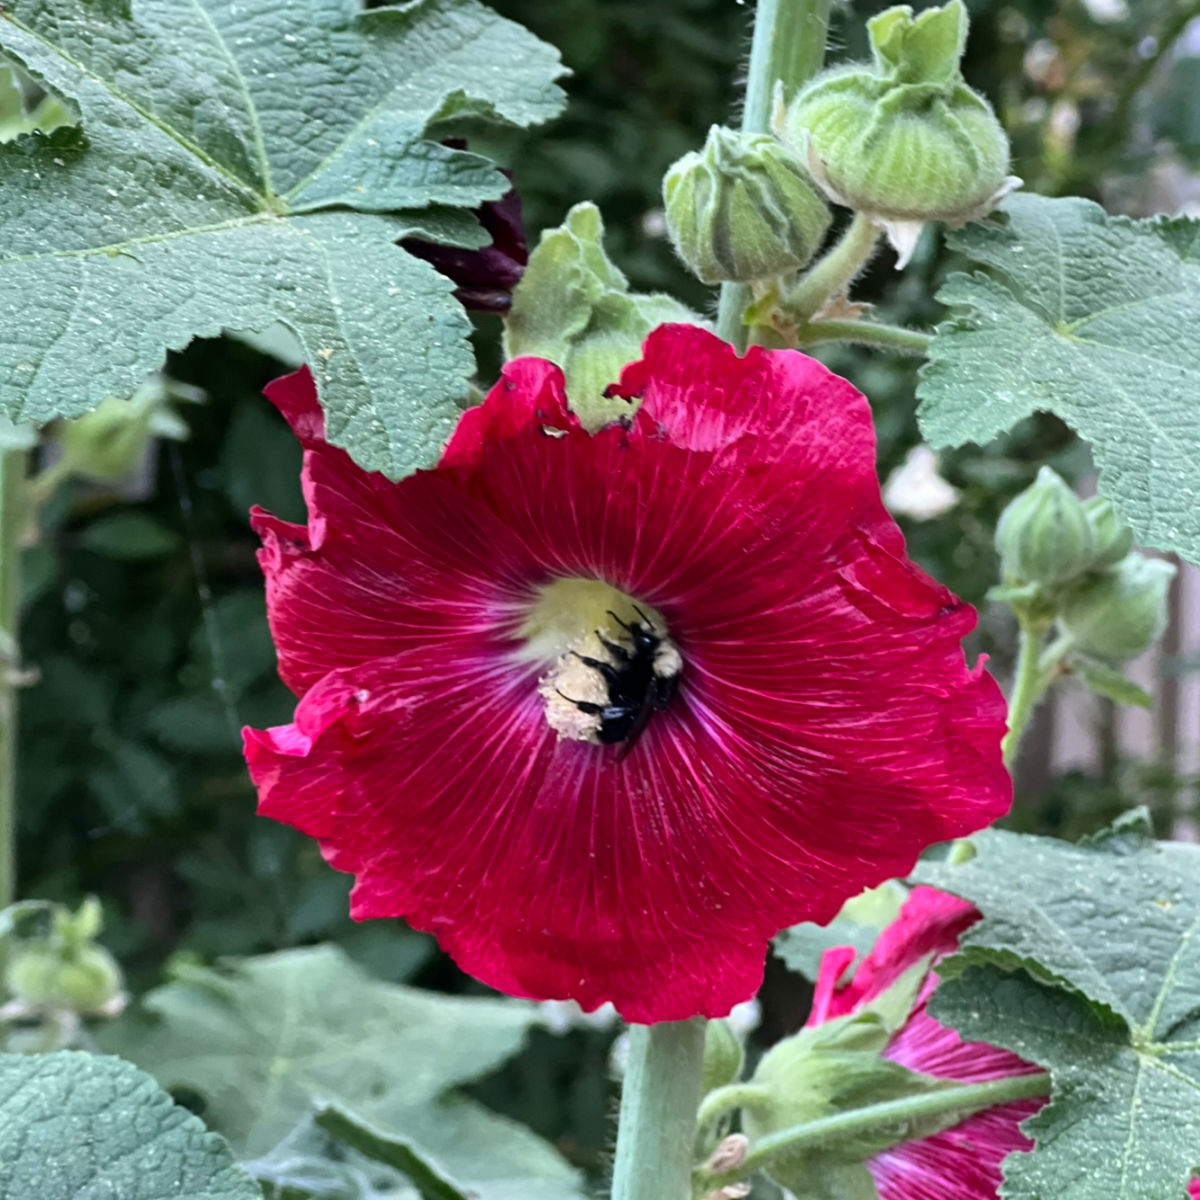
[519,579,682,747]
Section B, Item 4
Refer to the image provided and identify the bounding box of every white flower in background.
[538,999,619,1036]
[883,445,961,521]
[1081,0,1129,23]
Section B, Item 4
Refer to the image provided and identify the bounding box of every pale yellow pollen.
[538,631,611,743]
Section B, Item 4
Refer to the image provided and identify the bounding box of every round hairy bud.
[995,467,1095,587]
[1059,554,1176,663]
[1082,495,1134,571]
[784,1,1015,264]
[4,941,123,1014]
[663,126,831,284]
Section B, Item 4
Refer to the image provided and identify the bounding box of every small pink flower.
[243,325,1010,1022]
[809,887,1048,1197]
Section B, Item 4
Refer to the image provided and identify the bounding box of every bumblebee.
[557,608,682,753]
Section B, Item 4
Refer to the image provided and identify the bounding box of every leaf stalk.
[0,449,26,908]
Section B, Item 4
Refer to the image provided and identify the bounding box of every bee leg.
[570,651,623,685]
[555,688,606,715]
[596,632,632,663]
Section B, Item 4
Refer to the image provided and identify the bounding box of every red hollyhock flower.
[808,886,1048,1197]
[243,323,1009,1022]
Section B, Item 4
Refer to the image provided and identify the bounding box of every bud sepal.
[1058,553,1176,664]
[504,203,699,430]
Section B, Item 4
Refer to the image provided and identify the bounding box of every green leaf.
[774,881,907,981]
[78,511,181,559]
[918,194,1200,563]
[917,818,1200,1199]
[1071,656,1152,709]
[97,945,539,1157]
[0,1050,261,1200]
[932,968,1199,1200]
[0,0,565,477]
[315,1098,587,1200]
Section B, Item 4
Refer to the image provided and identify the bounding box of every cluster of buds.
[1,898,125,1048]
[661,0,1015,289]
[994,467,1174,664]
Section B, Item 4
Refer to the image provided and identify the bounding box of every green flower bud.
[1060,554,1176,663]
[53,945,124,1013]
[504,203,699,431]
[701,1018,745,1095]
[663,126,831,285]
[1082,496,1134,571]
[56,378,193,484]
[3,898,124,1016]
[4,940,122,1014]
[784,0,1016,265]
[4,944,61,1008]
[994,467,1095,586]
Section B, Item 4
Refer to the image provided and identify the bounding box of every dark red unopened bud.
[402,151,528,313]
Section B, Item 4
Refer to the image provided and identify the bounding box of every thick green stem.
[611,1020,707,1200]
[785,211,880,323]
[1001,621,1051,772]
[696,1071,1051,1192]
[794,319,931,356]
[715,0,834,349]
[0,450,26,908]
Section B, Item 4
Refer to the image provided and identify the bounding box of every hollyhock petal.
[807,888,1048,1199]
[263,366,326,446]
[244,324,1010,1020]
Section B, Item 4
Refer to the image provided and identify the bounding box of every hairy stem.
[0,450,26,908]
[785,211,881,323]
[1001,621,1051,771]
[696,1071,1051,1192]
[695,1082,771,1134]
[611,1020,707,1200]
[716,0,834,349]
[794,319,932,356]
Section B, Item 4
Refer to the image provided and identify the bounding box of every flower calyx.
[723,965,975,1197]
[663,125,831,286]
[503,202,698,431]
[783,0,1017,265]
[54,376,197,487]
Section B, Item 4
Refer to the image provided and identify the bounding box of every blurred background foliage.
[6,0,1200,1177]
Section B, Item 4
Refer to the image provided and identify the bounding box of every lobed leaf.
[0,1051,261,1200]
[918,816,1200,1199]
[918,194,1200,564]
[97,945,540,1157]
[313,1099,587,1200]
[0,0,565,477]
